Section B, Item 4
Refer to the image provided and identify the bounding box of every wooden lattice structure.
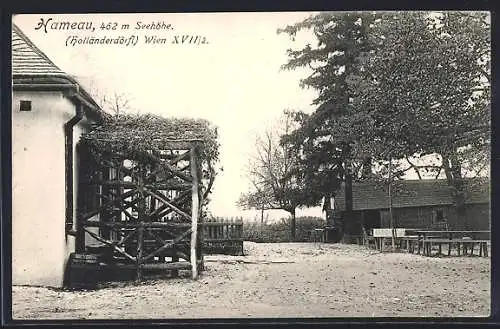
[73,115,218,283]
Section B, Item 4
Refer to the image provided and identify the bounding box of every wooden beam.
[152,203,191,223]
[144,230,190,261]
[83,221,192,228]
[144,162,192,183]
[113,204,137,221]
[97,260,198,270]
[166,150,191,165]
[144,189,192,220]
[140,262,192,270]
[136,222,144,282]
[83,227,136,262]
[116,228,137,247]
[79,188,137,221]
[157,140,203,150]
[142,228,192,261]
[149,189,191,219]
[144,167,173,182]
[145,229,170,246]
[88,180,138,189]
[190,146,200,280]
[145,182,192,191]
[136,174,147,282]
[163,162,193,182]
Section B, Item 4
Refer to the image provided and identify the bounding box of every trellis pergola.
[75,115,218,281]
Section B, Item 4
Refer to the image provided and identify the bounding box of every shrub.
[242,216,326,243]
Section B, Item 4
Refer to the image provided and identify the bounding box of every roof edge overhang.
[12,73,110,123]
[337,199,490,212]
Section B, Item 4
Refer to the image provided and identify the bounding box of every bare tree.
[103,91,133,116]
[85,78,134,116]
[237,110,304,239]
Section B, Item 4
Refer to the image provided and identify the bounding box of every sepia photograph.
[10,11,491,320]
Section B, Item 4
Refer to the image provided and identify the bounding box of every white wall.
[12,90,78,287]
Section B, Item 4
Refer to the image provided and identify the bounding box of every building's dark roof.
[12,24,65,75]
[12,24,107,121]
[334,178,490,211]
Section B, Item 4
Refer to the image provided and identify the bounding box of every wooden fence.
[202,217,244,256]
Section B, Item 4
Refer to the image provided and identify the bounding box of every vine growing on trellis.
[78,113,220,209]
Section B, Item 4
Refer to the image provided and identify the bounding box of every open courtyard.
[12,242,490,319]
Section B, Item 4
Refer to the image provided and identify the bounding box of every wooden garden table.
[372,228,406,251]
[415,230,490,256]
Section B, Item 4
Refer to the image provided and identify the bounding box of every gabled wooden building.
[333,179,490,241]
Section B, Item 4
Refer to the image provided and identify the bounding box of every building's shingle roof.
[334,178,490,211]
[12,24,108,121]
[12,24,65,76]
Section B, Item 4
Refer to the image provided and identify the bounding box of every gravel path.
[12,242,490,319]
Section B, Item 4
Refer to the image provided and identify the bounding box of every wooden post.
[190,146,199,280]
[136,222,144,282]
[101,166,110,240]
[342,159,353,244]
[388,159,395,251]
[136,174,145,282]
[197,188,204,272]
[171,254,179,278]
[116,161,124,242]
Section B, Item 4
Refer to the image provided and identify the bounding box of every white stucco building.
[12,24,107,287]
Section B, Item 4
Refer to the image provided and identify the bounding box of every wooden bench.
[422,238,489,257]
[400,236,419,253]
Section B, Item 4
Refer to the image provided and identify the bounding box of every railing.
[202,217,244,256]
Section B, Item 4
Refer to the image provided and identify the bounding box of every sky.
[13,13,324,221]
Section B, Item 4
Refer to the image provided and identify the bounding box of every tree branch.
[405,156,422,179]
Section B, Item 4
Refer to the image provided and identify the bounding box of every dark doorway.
[363,210,381,231]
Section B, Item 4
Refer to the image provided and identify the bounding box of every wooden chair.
[310,228,326,244]
[362,227,376,249]
[426,222,449,254]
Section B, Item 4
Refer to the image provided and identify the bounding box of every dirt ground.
[12,242,490,319]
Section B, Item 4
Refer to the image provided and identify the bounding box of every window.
[20,100,32,111]
[433,209,446,223]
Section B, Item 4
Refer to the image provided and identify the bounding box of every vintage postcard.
[11,12,490,320]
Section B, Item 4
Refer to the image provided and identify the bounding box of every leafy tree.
[357,12,490,228]
[237,111,307,239]
[279,11,490,230]
[278,12,382,230]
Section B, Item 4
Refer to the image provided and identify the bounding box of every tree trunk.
[361,155,373,179]
[345,164,353,212]
[290,208,296,241]
[342,159,353,242]
[443,154,468,230]
[389,160,395,251]
[260,206,264,237]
